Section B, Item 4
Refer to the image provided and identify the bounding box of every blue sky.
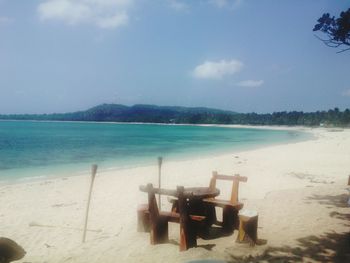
[0,0,349,114]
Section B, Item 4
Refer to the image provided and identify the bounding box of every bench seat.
[203,198,244,209]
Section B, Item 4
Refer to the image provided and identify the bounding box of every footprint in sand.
[52,202,77,208]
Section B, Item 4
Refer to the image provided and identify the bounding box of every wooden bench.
[137,203,150,232]
[203,171,247,233]
[139,184,205,251]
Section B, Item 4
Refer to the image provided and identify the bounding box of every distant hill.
[0,104,349,127]
[0,104,238,124]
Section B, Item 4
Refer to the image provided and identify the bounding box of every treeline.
[0,104,349,127]
[229,108,350,126]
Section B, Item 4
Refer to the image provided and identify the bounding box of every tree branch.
[337,47,350,53]
[314,34,349,49]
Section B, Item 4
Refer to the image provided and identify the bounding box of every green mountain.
[0,104,349,127]
[0,104,237,124]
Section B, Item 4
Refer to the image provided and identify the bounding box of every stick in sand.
[158,157,163,208]
[29,222,101,233]
[82,164,98,243]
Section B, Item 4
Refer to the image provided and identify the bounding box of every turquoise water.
[0,121,311,181]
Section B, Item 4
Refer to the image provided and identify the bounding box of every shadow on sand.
[228,232,350,263]
[228,192,350,262]
[306,193,349,208]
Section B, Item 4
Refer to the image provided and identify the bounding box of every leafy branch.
[313,8,350,53]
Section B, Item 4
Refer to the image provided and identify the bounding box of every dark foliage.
[313,8,350,53]
[0,104,349,127]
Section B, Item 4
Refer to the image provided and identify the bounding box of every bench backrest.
[140,184,191,218]
[144,184,160,219]
[209,171,248,203]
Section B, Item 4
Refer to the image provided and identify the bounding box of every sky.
[0,0,349,114]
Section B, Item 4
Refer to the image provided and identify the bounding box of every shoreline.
[0,118,339,130]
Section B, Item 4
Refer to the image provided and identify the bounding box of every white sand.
[0,127,349,262]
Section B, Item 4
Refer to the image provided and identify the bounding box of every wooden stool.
[237,210,258,246]
[137,204,150,232]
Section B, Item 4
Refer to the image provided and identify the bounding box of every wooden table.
[184,187,219,199]
[169,187,219,213]
[183,187,220,217]
[143,185,220,223]
[139,184,218,250]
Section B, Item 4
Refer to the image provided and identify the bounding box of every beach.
[0,127,349,262]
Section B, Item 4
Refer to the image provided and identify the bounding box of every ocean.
[0,121,311,181]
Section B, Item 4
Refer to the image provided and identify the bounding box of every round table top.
[184,187,220,199]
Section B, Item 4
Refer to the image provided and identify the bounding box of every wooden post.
[147,183,169,244]
[237,211,258,246]
[158,157,163,209]
[82,164,98,243]
[137,204,150,232]
[177,186,197,251]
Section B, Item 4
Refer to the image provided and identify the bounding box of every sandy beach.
[0,127,349,263]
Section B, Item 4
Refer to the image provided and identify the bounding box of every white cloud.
[193,59,243,80]
[237,80,264,87]
[210,0,228,8]
[96,11,128,28]
[209,0,243,9]
[0,16,12,25]
[38,0,132,29]
[168,0,189,12]
[341,89,350,97]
